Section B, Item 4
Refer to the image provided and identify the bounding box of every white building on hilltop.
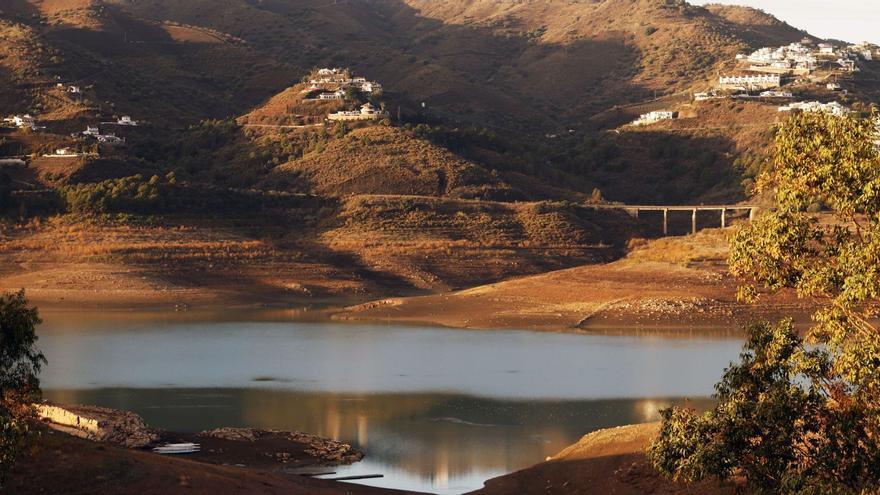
[779,101,850,117]
[327,103,388,122]
[117,116,138,126]
[746,43,816,73]
[694,90,724,101]
[318,89,346,100]
[760,90,794,98]
[817,43,836,55]
[307,68,383,95]
[9,114,36,129]
[47,147,78,157]
[719,74,781,90]
[631,111,676,126]
[97,133,125,145]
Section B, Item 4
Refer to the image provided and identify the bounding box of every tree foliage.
[0,290,45,484]
[650,112,880,493]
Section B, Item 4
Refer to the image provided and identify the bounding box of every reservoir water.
[38,311,742,494]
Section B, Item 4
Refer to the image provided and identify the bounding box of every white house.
[694,91,724,101]
[837,59,857,72]
[68,85,82,94]
[632,111,676,126]
[719,74,781,89]
[318,89,346,100]
[317,68,344,77]
[779,101,850,117]
[361,81,382,94]
[818,43,835,55]
[97,133,124,144]
[83,125,100,136]
[827,82,842,91]
[759,91,794,98]
[11,115,35,129]
[50,147,77,157]
[327,103,387,122]
[117,116,137,126]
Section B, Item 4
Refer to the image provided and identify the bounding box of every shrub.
[0,290,45,485]
[650,112,880,493]
[61,174,167,214]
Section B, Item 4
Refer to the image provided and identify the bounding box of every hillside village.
[302,68,389,122]
[630,39,879,127]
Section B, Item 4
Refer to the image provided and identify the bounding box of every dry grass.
[273,127,517,199]
[624,228,731,266]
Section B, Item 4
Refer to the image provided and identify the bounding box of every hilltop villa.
[117,116,138,126]
[631,111,676,126]
[307,68,383,95]
[327,103,388,122]
[318,89,346,101]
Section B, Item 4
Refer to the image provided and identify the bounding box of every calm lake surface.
[38,311,742,494]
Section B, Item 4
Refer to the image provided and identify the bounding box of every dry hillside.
[3,0,870,205]
[270,126,524,200]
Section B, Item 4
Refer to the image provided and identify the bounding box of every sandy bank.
[335,259,811,333]
[470,423,735,494]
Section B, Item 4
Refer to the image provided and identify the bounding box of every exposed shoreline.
[11,403,415,494]
[19,258,813,335]
[14,404,733,495]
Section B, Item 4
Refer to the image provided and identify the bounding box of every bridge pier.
[593,203,759,237]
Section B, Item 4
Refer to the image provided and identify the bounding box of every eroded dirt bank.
[470,423,735,495]
[335,230,812,333]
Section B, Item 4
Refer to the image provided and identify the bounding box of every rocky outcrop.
[37,403,159,448]
[200,427,363,464]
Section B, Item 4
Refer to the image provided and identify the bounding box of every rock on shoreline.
[200,427,364,464]
[37,403,160,448]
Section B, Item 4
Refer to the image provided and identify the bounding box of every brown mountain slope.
[2,0,866,206]
[270,126,525,200]
[705,3,810,47]
[98,0,815,129]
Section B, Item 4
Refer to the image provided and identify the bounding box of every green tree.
[649,112,880,493]
[344,86,365,103]
[0,290,45,484]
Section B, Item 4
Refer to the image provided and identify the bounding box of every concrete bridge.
[586,204,760,235]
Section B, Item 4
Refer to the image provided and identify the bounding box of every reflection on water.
[38,315,737,494]
[42,388,713,494]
